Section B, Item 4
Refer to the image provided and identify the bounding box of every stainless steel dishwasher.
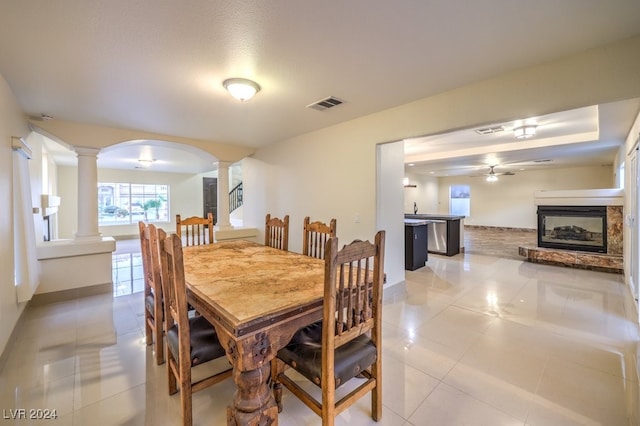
[427,220,448,254]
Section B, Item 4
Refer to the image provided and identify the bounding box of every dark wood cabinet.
[405,222,428,270]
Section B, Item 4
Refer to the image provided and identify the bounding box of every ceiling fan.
[470,165,515,181]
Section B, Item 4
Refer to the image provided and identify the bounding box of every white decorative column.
[75,147,101,239]
[216,161,232,230]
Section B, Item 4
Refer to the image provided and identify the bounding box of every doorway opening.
[203,177,217,224]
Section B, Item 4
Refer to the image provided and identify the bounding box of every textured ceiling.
[1,1,639,172]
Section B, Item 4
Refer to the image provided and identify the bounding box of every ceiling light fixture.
[138,159,154,167]
[486,174,498,182]
[513,124,537,139]
[223,78,261,102]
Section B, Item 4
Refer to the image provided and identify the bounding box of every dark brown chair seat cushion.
[167,315,226,367]
[277,321,377,388]
[146,292,192,317]
[145,293,156,315]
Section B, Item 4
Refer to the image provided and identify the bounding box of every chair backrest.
[156,226,191,340]
[176,213,214,246]
[323,231,385,386]
[139,221,163,304]
[302,216,337,259]
[265,214,289,251]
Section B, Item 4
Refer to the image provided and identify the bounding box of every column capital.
[74,146,101,157]
[215,160,232,169]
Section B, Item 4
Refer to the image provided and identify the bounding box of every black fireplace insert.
[537,205,607,253]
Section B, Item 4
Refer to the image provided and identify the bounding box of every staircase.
[229,182,243,213]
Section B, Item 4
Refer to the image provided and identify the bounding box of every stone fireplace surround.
[519,189,623,273]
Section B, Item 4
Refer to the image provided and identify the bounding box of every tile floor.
[1,239,639,425]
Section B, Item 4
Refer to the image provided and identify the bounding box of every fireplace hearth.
[537,205,607,253]
[520,190,623,273]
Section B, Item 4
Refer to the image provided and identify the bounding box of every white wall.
[403,172,438,214]
[0,74,31,356]
[242,36,640,288]
[623,109,640,299]
[377,142,406,286]
[57,167,218,238]
[436,165,613,228]
[244,124,380,254]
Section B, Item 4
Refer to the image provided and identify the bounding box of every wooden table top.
[182,240,326,337]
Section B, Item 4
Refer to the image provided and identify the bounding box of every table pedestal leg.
[227,363,278,426]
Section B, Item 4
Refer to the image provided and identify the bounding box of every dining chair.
[272,231,386,426]
[176,213,214,246]
[265,214,289,251]
[302,216,337,259]
[139,221,165,365]
[155,225,232,426]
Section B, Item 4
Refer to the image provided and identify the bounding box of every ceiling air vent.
[474,126,505,135]
[306,96,344,111]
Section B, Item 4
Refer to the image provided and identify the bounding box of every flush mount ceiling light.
[137,158,154,168]
[513,124,537,139]
[223,78,261,102]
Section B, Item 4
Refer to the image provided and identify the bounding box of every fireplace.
[537,206,607,253]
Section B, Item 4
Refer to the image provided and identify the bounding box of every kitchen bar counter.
[405,214,464,256]
[405,214,465,221]
[404,218,431,226]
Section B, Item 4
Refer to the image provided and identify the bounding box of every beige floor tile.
[455,333,549,394]
[380,357,440,418]
[443,362,533,422]
[534,357,633,425]
[275,369,411,426]
[1,237,637,424]
[1,374,76,419]
[408,382,524,425]
[383,327,462,380]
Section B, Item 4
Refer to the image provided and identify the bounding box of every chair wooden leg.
[153,322,164,365]
[371,361,382,421]
[180,385,193,426]
[322,405,335,426]
[153,302,165,365]
[322,383,336,426]
[179,357,193,426]
[168,356,178,395]
[144,312,153,345]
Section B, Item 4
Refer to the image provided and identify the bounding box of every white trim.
[534,188,624,206]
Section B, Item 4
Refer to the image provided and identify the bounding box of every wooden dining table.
[182,239,327,425]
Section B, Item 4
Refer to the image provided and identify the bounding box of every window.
[450,185,470,217]
[98,182,169,225]
[112,252,144,296]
